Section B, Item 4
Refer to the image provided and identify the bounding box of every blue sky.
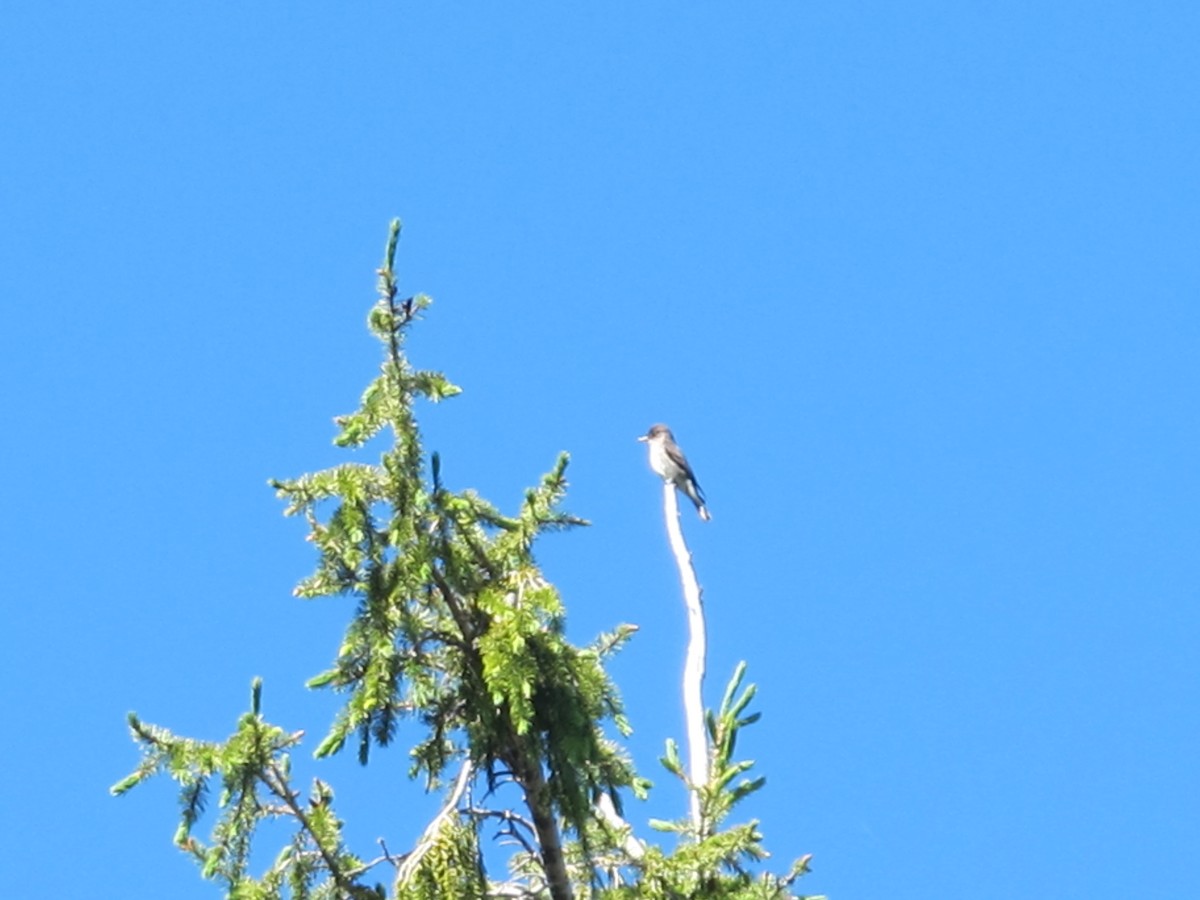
[3,3,1197,897]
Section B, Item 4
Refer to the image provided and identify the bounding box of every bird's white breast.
[648,438,679,481]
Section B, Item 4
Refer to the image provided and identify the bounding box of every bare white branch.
[595,792,645,861]
[661,482,709,832]
[395,757,474,886]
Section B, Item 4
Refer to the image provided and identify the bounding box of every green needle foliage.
[112,679,380,899]
[113,221,820,900]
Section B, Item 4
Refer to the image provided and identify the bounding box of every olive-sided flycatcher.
[638,423,711,521]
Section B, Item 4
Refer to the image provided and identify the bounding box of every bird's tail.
[683,481,711,522]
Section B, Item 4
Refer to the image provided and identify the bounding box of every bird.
[638,423,711,521]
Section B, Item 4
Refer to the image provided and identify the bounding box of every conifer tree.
[113,221,820,900]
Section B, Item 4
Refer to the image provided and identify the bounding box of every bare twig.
[488,883,542,898]
[465,806,540,858]
[344,838,403,879]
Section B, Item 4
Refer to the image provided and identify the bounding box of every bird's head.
[637,423,673,443]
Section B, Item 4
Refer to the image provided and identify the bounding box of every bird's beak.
[636,435,648,442]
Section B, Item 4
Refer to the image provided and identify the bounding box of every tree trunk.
[521,757,573,900]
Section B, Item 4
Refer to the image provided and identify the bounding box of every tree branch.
[594,792,645,861]
[260,762,363,897]
[465,806,540,858]
[430,564,476,643]
[661,482,709,834]
[395,757,475,886]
